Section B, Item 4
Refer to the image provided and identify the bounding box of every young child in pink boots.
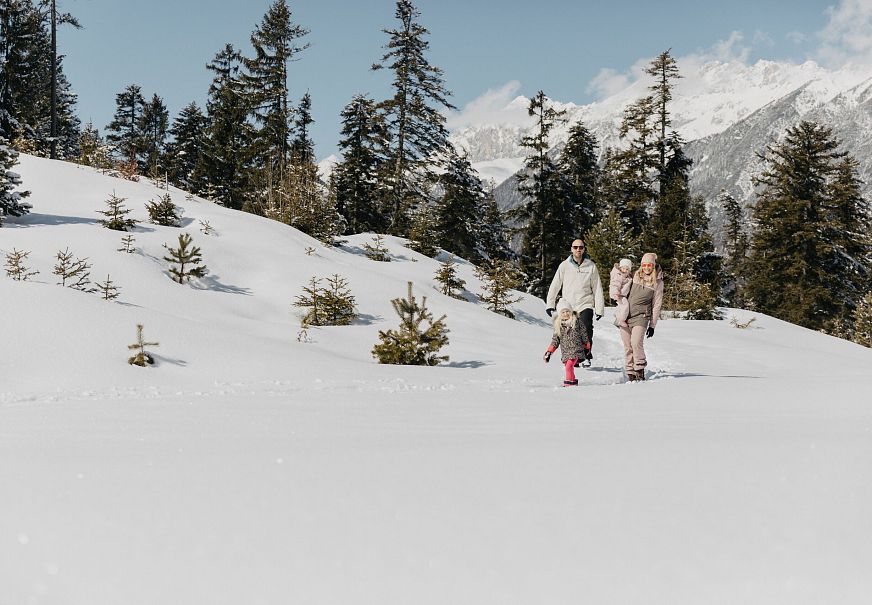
[609,258,633,328]
[543,299,589,387]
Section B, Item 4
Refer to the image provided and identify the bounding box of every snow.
[2,154,872,604]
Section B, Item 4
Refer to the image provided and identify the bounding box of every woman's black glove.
[646,327,655,338]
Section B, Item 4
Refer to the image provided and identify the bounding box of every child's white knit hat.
[619,258,632,270]
[557,299,572,313]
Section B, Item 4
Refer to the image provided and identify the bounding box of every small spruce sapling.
[199,219,215,235]
[475,259,523,318]
[146,193,182,226]
[434,256,466,300]
[118,234,136,253]
[363,234,391,262]
[294,277,326,326]
[53,247,93,290]
[372,282,449,366]
[4,248,39,280]
[322,274,357,325]
[127,324,159,366]
[98,192,138,231]
[95,274,121,301]
[163,233,207,283]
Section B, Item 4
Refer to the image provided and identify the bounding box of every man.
[545,238,604,366]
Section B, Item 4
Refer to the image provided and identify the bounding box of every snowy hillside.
[2,155,872,604]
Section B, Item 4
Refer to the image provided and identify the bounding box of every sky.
[57,0,872,161]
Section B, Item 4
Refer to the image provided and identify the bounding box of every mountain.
[448,59,872,242]
[2,153,872,604]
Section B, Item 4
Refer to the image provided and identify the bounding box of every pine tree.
[127,323,158,366]
[559,119,601,234]
[334,93,389,234]
[663,229,721,320]
[850,292,872,347]
[719,189,748,307]
[372,281,449,365]
[646,49,682,191]
[281,156,344,244]
[510,91,570,299]
[118,233,136,253]
[614,96,657,234]
[146,193,181,226]
[4,247,38,280]
[163,232,207,283]
[165,101,208,192]
[478,185,511,261]
[53,247,91,290]
[105,84,146,166]
[95,274,120,300]
[139,93,169,177]
[97,191,137,231]
[745,122,862,332]
[584,209,643,289]
[200,44,253,210]
[290,91,314,165]
[0,136,30,224]
[294,276,326,326]
[372,0,455,235]
[78,121,112,170]
[243,0,309,178]
[475,259,523,319]
[363,234,391,261]
[433,147,486,262]
[406,200,439,257]
[322,274,357,325]
[434,255,466,300]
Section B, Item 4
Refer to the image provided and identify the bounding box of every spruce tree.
[4,247,38,280]
[163,232,207,283]
[559,119,601,235]
[478,186,511,261]
[334,93,389,234]
[146,193,182,227]
[290,91,314,165]
[281,156,344,244]
[372,281,449,365]
[127,324,158,366]
[475,259,523,319]
[105,84,146,166]
[434,255,466,300]
[78,121,112,171]
[850,292,872,347]
[645,49,682,190]
[372,0,455,235]
[745,121,850,331]
[363,234,391,261]
[719,189,748,307]
[0,136,30,224]
[322,274,357,325]
[200,44,253,210]
[584,209,643,289]
[663,229,720,320]
[97,192,137,231]
[407,201,439,257]
[95,274,120,301]
[118,233,136,253]
[139,93,169,177]
[433,147,486,263]
[510,91,570,299]
[243,0,309,178]
[294,277,326,326]
[614,96,657,234]
[53,247,91,290]
[165,102,208,192]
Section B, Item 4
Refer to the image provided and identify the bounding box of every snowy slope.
[2,155,872,604]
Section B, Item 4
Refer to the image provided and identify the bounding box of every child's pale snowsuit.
[546,312,590,385]
[609,264,633,327]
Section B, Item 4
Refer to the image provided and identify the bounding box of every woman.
[619,252,663,382]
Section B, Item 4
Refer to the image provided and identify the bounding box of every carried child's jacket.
[609,264,632,327]
[547,313,589,363]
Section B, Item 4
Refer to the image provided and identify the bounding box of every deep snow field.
[1,154,871,604]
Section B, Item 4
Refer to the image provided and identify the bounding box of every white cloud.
[445,81,531,130]
[586,68,632,98]
[816,0,872,67]
[787,31,808,45]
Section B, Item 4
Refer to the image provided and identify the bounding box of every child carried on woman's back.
[609,258,633,328]
[543,299,590,387]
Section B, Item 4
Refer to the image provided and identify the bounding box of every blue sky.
[59,0,855,160]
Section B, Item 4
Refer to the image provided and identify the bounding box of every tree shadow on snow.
[151,354,187,367]
[9,213,99,228]
[649,371,763,380]
[444,360,490,369]
[193,275,252,295]
[513,308,551,328]
[351,313,382,326]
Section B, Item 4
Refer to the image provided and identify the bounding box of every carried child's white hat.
[619,258,632,270]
